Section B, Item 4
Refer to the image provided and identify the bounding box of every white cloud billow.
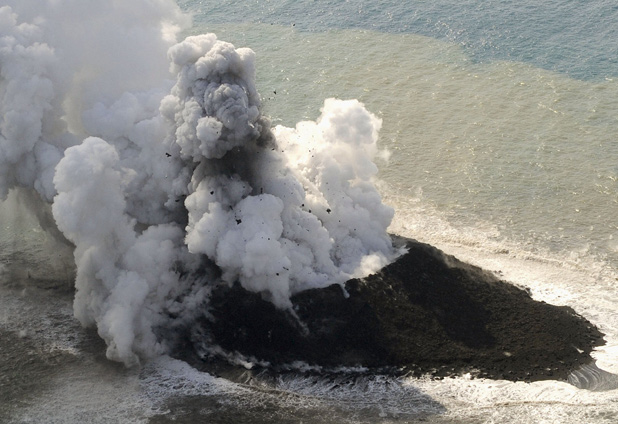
[0,0,399,366]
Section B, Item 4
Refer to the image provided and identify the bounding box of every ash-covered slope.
[189,236,605,382]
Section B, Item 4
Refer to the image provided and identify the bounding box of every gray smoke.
[0,1,399,366]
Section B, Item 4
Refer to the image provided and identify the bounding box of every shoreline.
[186,236,606,383]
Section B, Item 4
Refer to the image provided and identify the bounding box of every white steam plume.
[1,0,398,366]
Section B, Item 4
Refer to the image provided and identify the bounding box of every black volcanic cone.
[185,237,605,382]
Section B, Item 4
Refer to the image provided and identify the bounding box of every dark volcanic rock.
[187,237,605,382]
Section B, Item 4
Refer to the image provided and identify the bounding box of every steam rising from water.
[0,1,397,365]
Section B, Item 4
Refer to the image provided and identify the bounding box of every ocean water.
[1,0,618,423]
[178,0,618,269]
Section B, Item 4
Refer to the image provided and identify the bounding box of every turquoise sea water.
[180,0,618,80]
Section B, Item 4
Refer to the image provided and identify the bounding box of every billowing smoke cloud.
[1,1,398,366]
[0,4,72,200]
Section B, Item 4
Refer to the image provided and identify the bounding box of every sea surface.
[178,0,618,271]
[2,0,618,423]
